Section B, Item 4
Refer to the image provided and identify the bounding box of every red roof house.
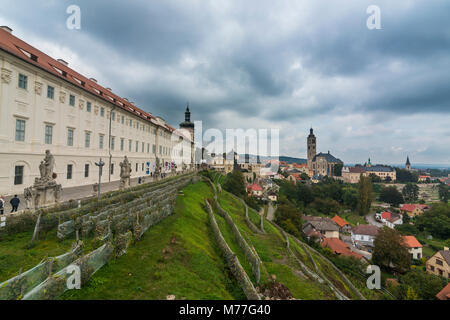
[321,238,363,260]
[331,215,351,232]
[436,283,450,300]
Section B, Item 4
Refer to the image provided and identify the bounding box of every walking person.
[0,196,4,215]
[10,195,20,213]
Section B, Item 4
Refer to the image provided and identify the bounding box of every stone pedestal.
[31,180,62,209]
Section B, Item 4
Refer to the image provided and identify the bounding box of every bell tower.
[307,128,316,170]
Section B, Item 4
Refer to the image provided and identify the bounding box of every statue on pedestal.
[154,157,161,180]
[24,150,62,210]
[119,156,132,189]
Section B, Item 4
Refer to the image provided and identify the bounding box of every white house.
[379,211,403,229]
[351,225,379,249]
[402,236,423,260]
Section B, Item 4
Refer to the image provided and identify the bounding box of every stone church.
[307,128,343,177]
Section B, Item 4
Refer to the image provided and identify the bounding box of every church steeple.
[406,156,411,170]
[185,103,191,122]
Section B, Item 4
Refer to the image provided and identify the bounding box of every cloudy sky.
[2,0,450,165]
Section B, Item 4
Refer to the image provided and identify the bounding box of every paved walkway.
[266,203,275,221]
[0,173,175,217]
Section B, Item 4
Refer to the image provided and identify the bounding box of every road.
[365,212,383,227]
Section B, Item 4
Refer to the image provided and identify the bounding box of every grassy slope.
[0,231,84,282]
[216,186,336,299]
[61,181,245,300]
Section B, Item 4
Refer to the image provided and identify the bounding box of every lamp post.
[95,158,105,200]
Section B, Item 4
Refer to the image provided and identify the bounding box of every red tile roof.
[321,238,363,259]
[352,225,379,236]
[381,211,391,220]
[247,183,263,191]
[331,215,350,228]
[400,204,429,212]
[436,283,450,300]
[402,236,422,248]
[0,27,180,136]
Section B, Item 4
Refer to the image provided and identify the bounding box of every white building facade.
[0,26,194,196]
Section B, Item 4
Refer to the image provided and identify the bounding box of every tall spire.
[406,156,410,166]
[185,102,191,122]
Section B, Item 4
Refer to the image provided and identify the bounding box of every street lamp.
[95,158,105,200]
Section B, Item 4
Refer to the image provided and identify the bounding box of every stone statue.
[25,150,62,210]
[24,187,33,209]
[119,156,132,189]
[43,150,55,180]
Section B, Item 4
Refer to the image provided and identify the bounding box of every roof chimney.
[0,26,13,34]
[445,247,449,251]
[57,59,68,66]
[106,87,112,91]
[89,78,97,83]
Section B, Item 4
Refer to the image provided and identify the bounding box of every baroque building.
[307,128,343,177]
[0,26,194,196]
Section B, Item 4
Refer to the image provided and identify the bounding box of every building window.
[110,163,114,175]
[159,146,162,154]
[129,140,132,152]
[15,119,26,141]
[142,163,144,171]
[147,143,150,153]
[69,94,75,106]
[67,164,73,179]
[45,125,53,144]
[136,163,138,172]
[18,73,28,89]
[135,141,138,152]
[111,111,115,121]
[86,101,92,112]
[85,132,91,148]
[99,135,104,149]
[14,165,24,185]
[142,142,144,153]
[121,115,125,124]
[67,128,74,146]
[436,259,443,266]
[47,86,54,99]
[153,144,156,154]
[100,107,105,117]
[111,136,115,150]
[120,138,124,151]
[129,119,132,127]
[84,164,89,178]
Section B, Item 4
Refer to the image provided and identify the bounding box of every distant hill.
[279,156,307,164]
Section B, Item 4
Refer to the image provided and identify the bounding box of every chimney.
[57,59,68,66]
[0,26,13,34]
[90,78,97,83]
[444,247,449,251]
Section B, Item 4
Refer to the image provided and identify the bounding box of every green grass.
[61,181,245,300]
[0,230,85,282]
[216,187,337,299]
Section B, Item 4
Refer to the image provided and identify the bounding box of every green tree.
[275,202,303,237]
[356,175,373,216]
[399,269,449,300]
[415,203,450,239]
[342,187,358,210]
[402,183,419,203]
[369,173,382,183]
[373,227,410,272]
[438,184,449,203]
[405,287,420,300]
[333,163,343,177]
[379,186,404,206]
[223,169,246,197]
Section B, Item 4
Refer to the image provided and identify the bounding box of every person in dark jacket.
[10,195,20,213]
[0,196,4,215]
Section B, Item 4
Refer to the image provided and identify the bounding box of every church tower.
[179,103,194,141]
[405,156,411,171]
[307,128,316,170]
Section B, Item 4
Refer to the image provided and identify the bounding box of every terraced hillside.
[59,175,367,300]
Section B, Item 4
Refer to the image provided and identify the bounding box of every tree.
[415,203,450,239]
[395,168,419,183]
[372,227,410,272]
[385,176,392,183]
[438,184,449,203]
[399,269,449,300]
[357,175,373,216]
[223,169,246,197]
[379,186,404,206]
[334,163,343,177]
[275,202,303,237]
[402,183,419,203]
[342,187,358,210]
